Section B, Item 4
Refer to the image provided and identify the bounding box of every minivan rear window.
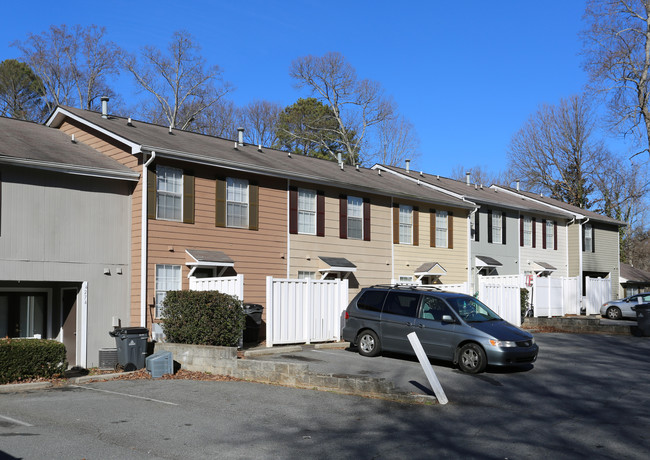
[357,290,387,312]
[383,292,420,318]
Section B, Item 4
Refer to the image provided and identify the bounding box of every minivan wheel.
[357,330,380,357]
[458,343,487,374]
[606,306,622,320]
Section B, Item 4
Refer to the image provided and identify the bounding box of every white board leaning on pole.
[407,332,448,405]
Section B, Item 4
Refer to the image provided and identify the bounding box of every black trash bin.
[242,303,264,343]
[109,327,149,371]
[632,303,650,337]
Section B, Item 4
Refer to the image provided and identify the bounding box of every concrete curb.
[243,345,303,358]
[0,381,52,393]
[69,371,136,384]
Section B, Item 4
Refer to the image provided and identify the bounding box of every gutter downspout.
[287,180,291,278]
[141,151,156,327]
[579,217,590,296]
[467,204,478,294]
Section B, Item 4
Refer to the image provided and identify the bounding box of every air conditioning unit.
[98,347,118,370]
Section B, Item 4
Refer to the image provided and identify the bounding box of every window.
[347,196,363,240]
[399,205,413,244]
[584,224,593,252]
[298,188,316,235]
[298,271,316,279]
[156,166,183,221]
[155,265,181,318]
[472,211,479,242]
[383,292,420,318]
[436,210,448,248]
[399,275,414,283]
[226,177,249,228]
[546,220,554,249]
[523,216,532,247]
[492,211,502,245]
[357,290,388,312]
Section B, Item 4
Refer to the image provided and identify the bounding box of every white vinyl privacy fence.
[189,275,244,300]
[266,277,349,347]
[584,276,611,315]
[478,276,522,327]
[532,276,581,317]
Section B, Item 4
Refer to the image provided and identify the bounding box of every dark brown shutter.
[413,206,419,246]
[249,182,259,231]
[339,195,347,239]
[582,223,586,252]
[448,211,454,249]
[393,204,399,244]
[501,211,506,244]
[554,221,558,250]
[289,187,298,234]
[542,219,547,249]
[487,210,493,243]
[147,167,157,219]
[182,171,195,224]
[475,209,480,242]
[215,178,226,227]
[532,217,536,248]
[430,209,436,247]
[317,190,325,237]
[520,215,524,247]
[363,198,371,241]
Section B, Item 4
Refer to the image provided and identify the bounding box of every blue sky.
[0,0,629,177]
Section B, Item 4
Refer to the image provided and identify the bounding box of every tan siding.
[393,202,469,285]
[567,224,581,277]
[583,224,620,294]
[289,186,392,300]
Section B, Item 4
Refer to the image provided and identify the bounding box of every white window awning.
[532,261,556,275]
[318,256,357,280]
[475,256,503,268]
[186,249,235,277]
[414,262,447,281]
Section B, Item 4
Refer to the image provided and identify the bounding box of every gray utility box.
[98,347,118,370]
[109,327,149,371]
[146,351,173,378]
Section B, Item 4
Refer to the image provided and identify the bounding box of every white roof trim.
[0,155,140,181]
[371,164,472,202]
[319,266,357,273]
[490,185,585,220]
[46,107,142,155]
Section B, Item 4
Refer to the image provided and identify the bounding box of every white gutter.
[141,151,156,327]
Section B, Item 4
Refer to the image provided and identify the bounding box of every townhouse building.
[0,117,137,367]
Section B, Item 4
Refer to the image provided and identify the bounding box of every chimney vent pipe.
[101,96,109,118]
[466,172,471,185]
[237,127,244,146]
[405,159,411,173]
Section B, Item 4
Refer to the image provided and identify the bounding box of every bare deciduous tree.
[371,115,420,167]
[240,100,281,146]
[13,24,121,113]
[191,98,240,139]
[450,165,506,187]
[582,0,650,157]
[507,95,607,209]
[123,30,232,130]
[289,52,394,165]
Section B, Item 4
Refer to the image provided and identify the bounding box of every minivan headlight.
[489,339,517,348]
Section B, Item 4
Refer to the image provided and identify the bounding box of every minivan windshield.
[446,296,502,322]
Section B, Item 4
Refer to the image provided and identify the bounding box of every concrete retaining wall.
[523,316,634,335]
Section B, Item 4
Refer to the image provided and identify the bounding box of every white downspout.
[579,217,589,296]
[467,206,478,293]
[286,180,291,278]
[141,151,156,327]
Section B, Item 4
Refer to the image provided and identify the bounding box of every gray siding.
[471,208,519,287]
[0,166,132,367]
[583,223,620,297]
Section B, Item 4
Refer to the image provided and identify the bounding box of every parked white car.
[601,293,650,320]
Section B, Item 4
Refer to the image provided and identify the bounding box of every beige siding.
[567,223,581,277]
[289,186,392,300]
[393,202,469,285]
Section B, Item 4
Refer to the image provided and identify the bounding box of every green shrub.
[161,290,245,346]
[0,338,67,384]
[521,288,530,316]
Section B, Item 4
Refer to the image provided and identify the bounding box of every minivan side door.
[413,294,458,360]
[380,291,421,354]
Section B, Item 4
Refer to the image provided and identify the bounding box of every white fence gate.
[189,275,244,300]
[532,276,581,318]
[478,276,522,327]
[585,277,611,315]
[266,277,349,347]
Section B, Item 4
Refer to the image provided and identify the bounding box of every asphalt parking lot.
[2,332,650,459]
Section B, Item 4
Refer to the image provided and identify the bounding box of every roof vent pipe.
[466,172,471,185]
[405,159,411,173]
[237,127,244,146]
[258,144,262,152]
[337,152,342,167]
[516,179,520,191]
[356,164,360,171]
[127,117,133,126]
[71,134,76,143]
[378,169,381,176]
[168,125,173,135]
[101,96,109,118]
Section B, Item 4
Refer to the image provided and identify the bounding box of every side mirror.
[442,315,455,323]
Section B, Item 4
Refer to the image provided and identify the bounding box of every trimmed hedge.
[0,338,67,384]
[161,290,245,347]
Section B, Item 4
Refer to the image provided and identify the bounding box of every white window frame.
[226,177,249,228]
[546,220,554,249]
[523,216,532,247]
[156,165,183,221]
[155,264,182,319]
[298,188,317,235]
[348,196,363,240]
[584,223,593,252]
[436,210,448,248]
[298,271,316,280]
[399,205,413,245]
[492,211,502,245]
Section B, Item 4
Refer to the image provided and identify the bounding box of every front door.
[61,289,78,367]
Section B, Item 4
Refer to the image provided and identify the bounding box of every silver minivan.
[342,285,538,374]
